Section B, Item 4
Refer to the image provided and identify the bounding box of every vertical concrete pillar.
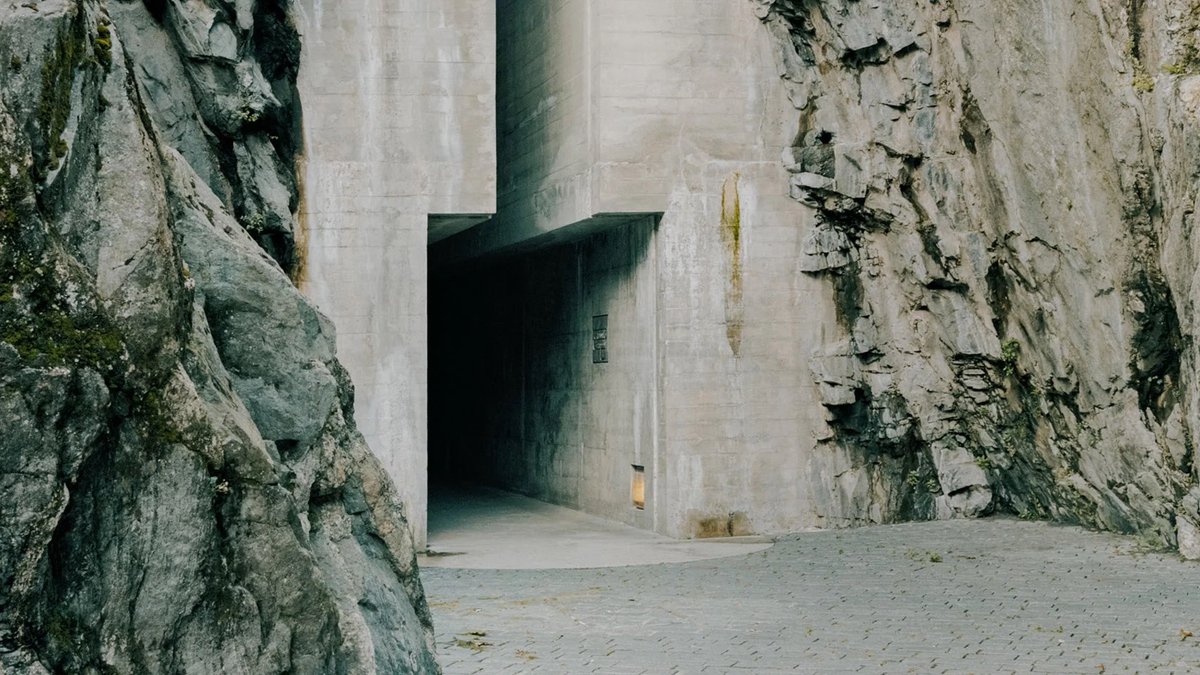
[295,0,495,547]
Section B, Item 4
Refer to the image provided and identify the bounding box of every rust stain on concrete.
[721,172,744,356]
[291,151,310,290]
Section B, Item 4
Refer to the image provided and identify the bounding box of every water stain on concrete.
[721,172,744,356]
[688,510,755,538]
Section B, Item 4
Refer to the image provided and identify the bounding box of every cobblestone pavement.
[423,518,1200,674]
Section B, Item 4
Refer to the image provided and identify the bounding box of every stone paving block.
[426,520,1200,674]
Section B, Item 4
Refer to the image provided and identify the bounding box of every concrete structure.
[295,0,496,545]
[429,1,833,539]
[293,0,841,544]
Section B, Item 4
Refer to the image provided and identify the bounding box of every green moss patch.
[33,11,88,179]
[1,140,124,370]
[0,244,125,370]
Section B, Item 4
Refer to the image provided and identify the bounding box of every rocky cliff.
[0,0,439,672]
[756,0,1200,557]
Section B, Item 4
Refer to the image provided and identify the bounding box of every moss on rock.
[34,11,88,180]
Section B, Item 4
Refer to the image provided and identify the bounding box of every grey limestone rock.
[757,0,1200,551]
[0,0,439,671]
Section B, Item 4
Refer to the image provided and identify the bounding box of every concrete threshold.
[421,485,773,570]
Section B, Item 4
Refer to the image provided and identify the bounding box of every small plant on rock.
[243,212,267,232]
[235,104,262,125]
[94,21,112,69]
[1132,68,1155,92]
[1001,338,1021,377]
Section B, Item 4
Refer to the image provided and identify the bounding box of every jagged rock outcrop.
[0,0,439,671]
[756,0,1200,556]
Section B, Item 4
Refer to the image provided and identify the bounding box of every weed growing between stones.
[905,549,943,563]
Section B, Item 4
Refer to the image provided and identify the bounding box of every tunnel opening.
[427,217,661,546]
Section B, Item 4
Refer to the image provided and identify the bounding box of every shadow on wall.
[428,218,657,520]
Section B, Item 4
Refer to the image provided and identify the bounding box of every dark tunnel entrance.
[427,217,660,540]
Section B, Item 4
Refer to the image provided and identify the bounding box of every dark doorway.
[427,218,659,537]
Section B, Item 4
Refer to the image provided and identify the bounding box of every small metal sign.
[592,315,608,364]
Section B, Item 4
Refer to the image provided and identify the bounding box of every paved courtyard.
[424,518,1200,674]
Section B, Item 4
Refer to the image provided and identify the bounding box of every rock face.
[0,1,439,672]
[755,0,1200,554]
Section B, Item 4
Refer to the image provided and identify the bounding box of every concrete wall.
[295,0,495,546]
[589,1,768,212]
[655,165,836,539]
[493,0,592,238]
[608,5,838,538]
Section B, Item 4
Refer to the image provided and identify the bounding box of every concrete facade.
[435,0,791,262]
[429,1,834,539]
[295,0,495,546]
[294,0,895,543]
